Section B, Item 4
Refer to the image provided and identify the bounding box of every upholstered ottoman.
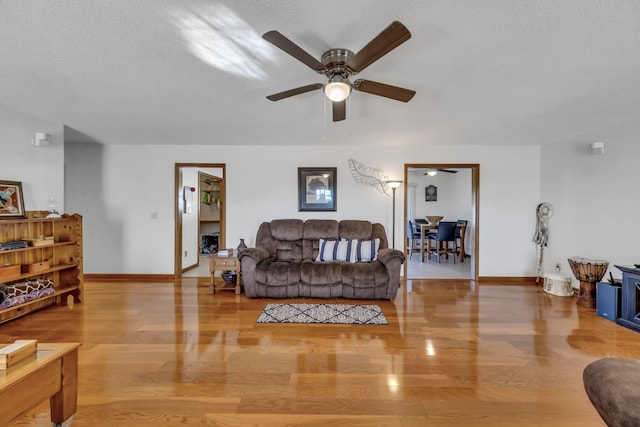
[583,358,640,426]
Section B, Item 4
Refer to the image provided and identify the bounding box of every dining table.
[419,223,467,263]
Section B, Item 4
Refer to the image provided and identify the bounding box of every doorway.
[174,163,226,278]
[404,164,479,281]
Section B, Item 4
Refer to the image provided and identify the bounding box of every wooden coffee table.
[209,253,242,295]
[0,342,80,426]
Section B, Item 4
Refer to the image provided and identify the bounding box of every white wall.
[9,106,639,281]
[409,169,472,221]
[0,105,64,211]
[541,137,640,281]
[64,143,540,277]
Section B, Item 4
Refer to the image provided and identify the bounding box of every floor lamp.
[386,181,402,249]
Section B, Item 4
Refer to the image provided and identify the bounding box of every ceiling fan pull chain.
[323,95,327,136]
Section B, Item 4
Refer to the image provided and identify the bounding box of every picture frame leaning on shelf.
[0,180,25,219]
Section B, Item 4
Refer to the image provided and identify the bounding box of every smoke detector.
[31,132,51,147]
[590,142,606,155]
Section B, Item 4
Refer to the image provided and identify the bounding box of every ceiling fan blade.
[347,21,411,73]
[266,83,323,101]
[263,31,326,73]
[353,79,415,102]
[423,168,458,175]
[333,100,346,122]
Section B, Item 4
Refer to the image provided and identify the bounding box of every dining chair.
[455,219,468,261]
[407,220,421,259]
[426,221,457,263]
[414,218,435,237]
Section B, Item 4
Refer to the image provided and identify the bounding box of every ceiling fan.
[263,21,416,122]
[422,168,458,176]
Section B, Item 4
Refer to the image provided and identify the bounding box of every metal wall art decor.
[298,167,337,212]
[532,202,552,284]
[347,158,391,195]
[425,185,437,201]
[0,180,25,219]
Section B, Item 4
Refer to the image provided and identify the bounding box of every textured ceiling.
[1,0,639,146]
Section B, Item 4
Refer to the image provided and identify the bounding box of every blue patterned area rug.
[256,303,388,325]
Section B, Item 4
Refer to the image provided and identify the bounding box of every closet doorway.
[404,164,479,281]
[174,163,226,278]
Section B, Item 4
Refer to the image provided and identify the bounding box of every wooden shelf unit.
[0,211,83,323]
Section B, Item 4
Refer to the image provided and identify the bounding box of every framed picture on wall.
[425,185,437,202]
[0,180,26,219]
[298,167,337,211]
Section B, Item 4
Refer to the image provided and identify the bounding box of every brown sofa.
[238,219,405,299]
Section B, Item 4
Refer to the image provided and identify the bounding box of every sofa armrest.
[377,248,405,266]
[238,248,272,298]
[376,248,405,299]
[238,247,271,264]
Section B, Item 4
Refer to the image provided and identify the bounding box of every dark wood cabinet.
[615,265,640,332]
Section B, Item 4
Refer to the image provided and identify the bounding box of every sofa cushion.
[263,260,301,285]
[274,239,302,261]
[304,219,339,240]
[302,220,340,260]
[341,261,390,299]
[301,258,342,286]
[271,219,304,241]
[316,239,355,262]
[299,259,343,298]
[339,220,373,240]
[254,259,302,297]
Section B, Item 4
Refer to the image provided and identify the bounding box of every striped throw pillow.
[354,239,380,262]
[316,239,355,262]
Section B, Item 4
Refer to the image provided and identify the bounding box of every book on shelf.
[0,240,29,251]
[22,236,54,247]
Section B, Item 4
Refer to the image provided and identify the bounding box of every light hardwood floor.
[3,278,638,426]
[406,253,472,279]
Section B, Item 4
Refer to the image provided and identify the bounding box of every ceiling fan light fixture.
[262,22,414,120]
[427,170,437,176]
[324,75,351,102]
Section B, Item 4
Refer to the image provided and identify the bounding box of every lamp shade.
[324,75,351,102]
[386,180,402,189]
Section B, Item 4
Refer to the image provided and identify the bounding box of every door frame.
[403,163,479,281]
[174,163,226,278]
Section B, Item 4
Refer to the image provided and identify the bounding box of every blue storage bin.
[596,281,621,321]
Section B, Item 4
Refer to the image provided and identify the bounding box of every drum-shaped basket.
[567,257,609,283]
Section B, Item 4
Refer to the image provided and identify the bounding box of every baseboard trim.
[84,274,174,282]
[85,275,536,285]
[478,276,538,285]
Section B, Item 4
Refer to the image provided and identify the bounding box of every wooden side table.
[0,342,80,427]
[209,254,241,295]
